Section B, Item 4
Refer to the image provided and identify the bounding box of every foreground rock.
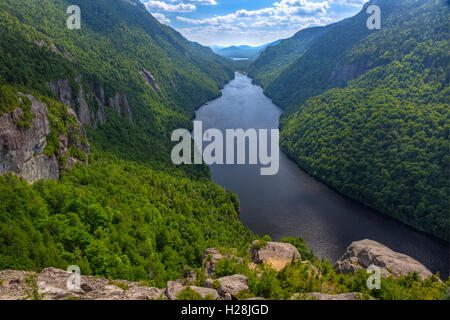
[0,268,164,300]
[206,274,249,299]
[252,241,301,271]
[335,239,433,279]
[165,280,185,300]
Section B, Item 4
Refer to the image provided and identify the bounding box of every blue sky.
[141,0,368,47]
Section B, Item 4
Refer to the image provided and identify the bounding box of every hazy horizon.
[141,0,368,47]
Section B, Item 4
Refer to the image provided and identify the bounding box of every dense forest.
[251,0,449,240]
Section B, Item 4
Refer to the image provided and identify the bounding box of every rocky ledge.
[335,239,433,279]
[0,240,435,300]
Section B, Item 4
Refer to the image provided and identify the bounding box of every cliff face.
[0,93,89,183]
[328,59,370,87]
[47,78,133,128]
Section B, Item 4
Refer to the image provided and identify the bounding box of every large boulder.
[121,286,165,300]
[335,239,433,279]
[207,274,249,299]
[251,241,301,271]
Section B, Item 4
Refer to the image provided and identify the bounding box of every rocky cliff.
[0,92,89,183]
[47,78,133,128]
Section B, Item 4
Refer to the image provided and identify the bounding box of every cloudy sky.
[142,0,368,47]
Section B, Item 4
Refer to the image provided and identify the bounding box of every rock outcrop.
[140,69,161,93]
[251,241,301,271]
[328,59,370,87]
[165,280,186,300]
[335,239,433,279]
[0,93,89,183]
[109,93,133,123]
[47,78,133,128]
[0,268,164,300]
[206,274,249,299]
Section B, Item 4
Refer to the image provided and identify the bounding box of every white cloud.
[330,0,369,7]
[152,12,171,24]
[144,1,196,13]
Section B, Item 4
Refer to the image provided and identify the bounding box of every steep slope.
[0,0,254,286]
[264,0,415,111]
[280,0,449,240]
[0,0,233,168]
[248,26,330,88]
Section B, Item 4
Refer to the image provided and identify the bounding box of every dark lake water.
[195,73,449,278]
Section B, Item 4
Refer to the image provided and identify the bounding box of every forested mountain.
[0,0,234,168]
[0,0,253,284]
[248,26,330,88]
[212,41,281,61]
[254,0,449,240]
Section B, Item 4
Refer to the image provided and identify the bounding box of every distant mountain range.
[211,41,281,61]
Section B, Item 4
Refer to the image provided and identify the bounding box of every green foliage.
[214,258,238,278]
[23,274,44,300]
[0,155,254,287]
[177,287,215,300]
[0,82,20,115]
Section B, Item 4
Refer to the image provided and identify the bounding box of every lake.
[194,72,449,277]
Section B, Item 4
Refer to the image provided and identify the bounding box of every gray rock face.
[122,286,164,300]
[0,268,165,300]
[328,59,370,86]
[109,93,133,123]
[48,78,134,127]
[0,93,89,183]
[251,241,301,271]
[165,280,185,300]
[47,79,75,109]
[335,239,433,279]
[0,94,59,183]
[140,69,161,93]
[213,274,249,299]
